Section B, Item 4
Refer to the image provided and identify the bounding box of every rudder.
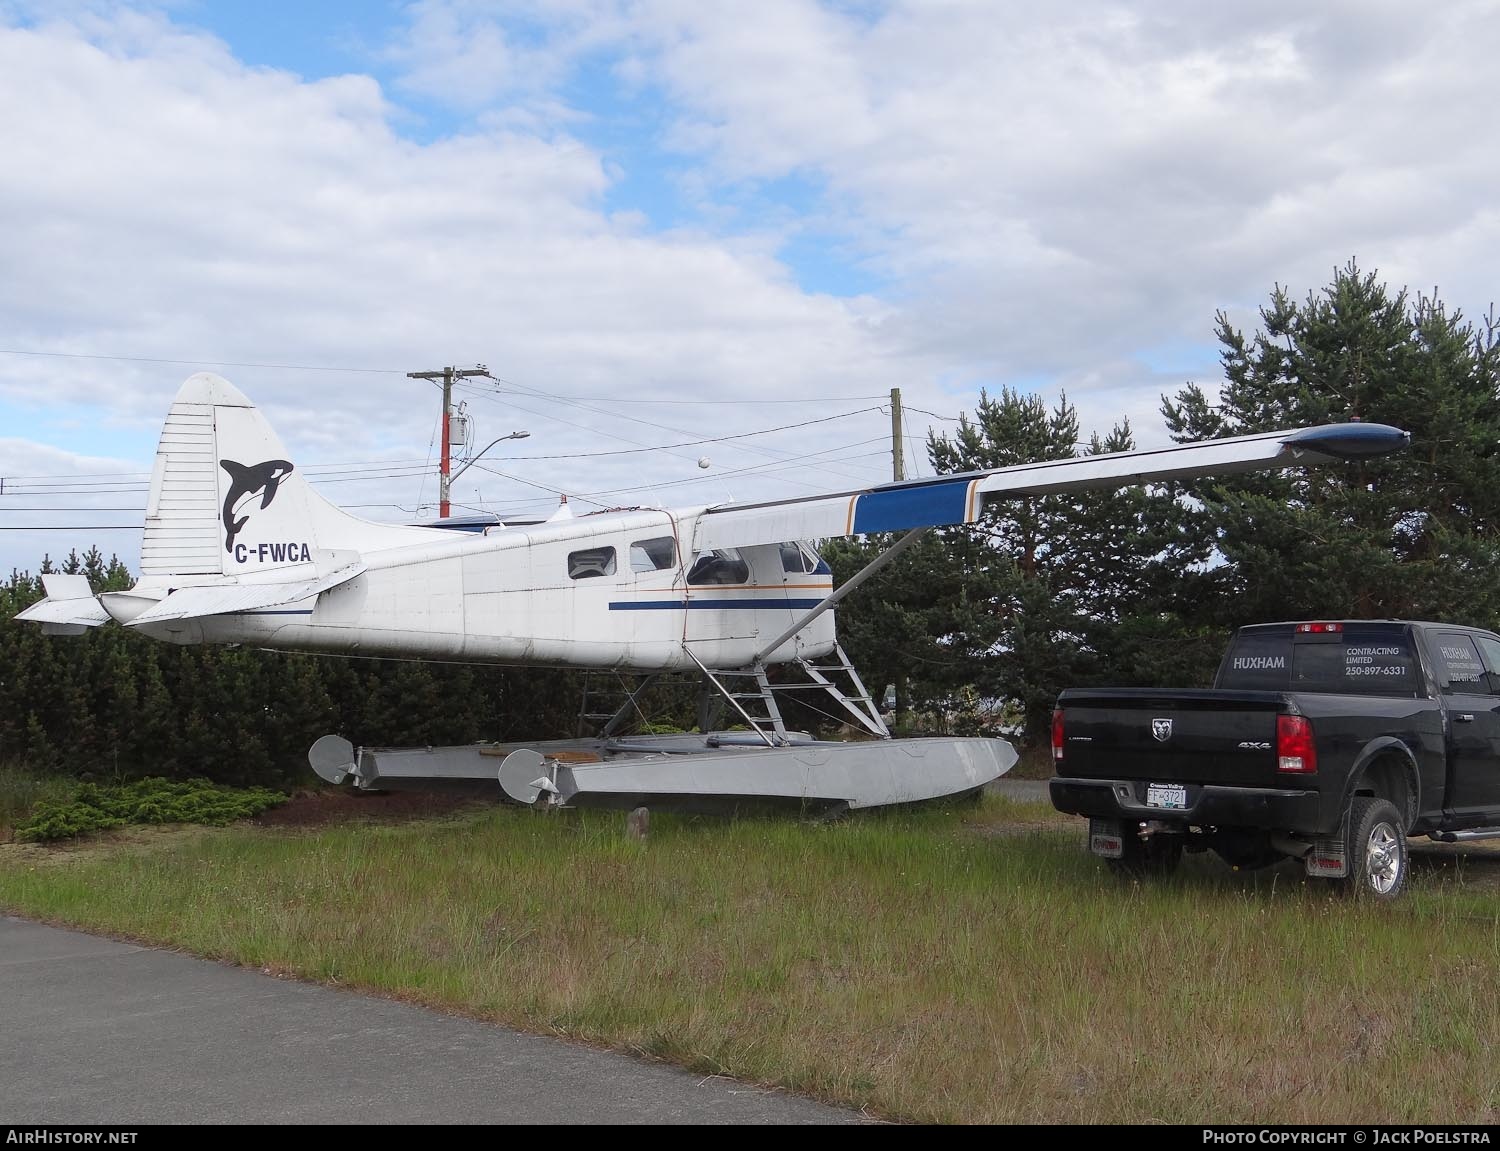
[141,373,441,581]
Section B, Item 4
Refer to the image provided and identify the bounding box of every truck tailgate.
[1056,688,1288,787]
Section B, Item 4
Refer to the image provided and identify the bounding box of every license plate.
[1146,783,1187,810]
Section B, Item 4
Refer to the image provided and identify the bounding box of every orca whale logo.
[220,458,294,552]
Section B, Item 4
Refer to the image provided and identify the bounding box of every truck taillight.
[1052,709,1065,761]
[1296,622,1343,634]
[1276,714,1317,774]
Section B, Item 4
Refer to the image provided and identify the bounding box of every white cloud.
[0,438,146,574]
[385,0,633,110]
[0,8,931,572]
[611,0,1500,374]
[4,1,1499,577]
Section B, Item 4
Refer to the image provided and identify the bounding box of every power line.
[0,347,893,404]
[459,384,887,405]
[1,457,443,484]
[491,406,880,460]
[465,373,879,486]
[1,436,896,517]
[0,348,399,374]
[0,469,151,481]
[903,410,923,479]
[464,462,609,508]
[454,385,877,491]
[3,465,439,495]
[556,438,892,502]
[458,389,713,470]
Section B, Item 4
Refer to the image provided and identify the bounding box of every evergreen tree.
[0,553,589,784]
[837,387,1182,741]
[1162,261,1500,627]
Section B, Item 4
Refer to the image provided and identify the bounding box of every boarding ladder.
[682,645,890,747]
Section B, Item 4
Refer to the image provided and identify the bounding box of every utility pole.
[890,386,904,481]
[407,364,489,517]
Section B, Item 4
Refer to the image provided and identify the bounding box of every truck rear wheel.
[1109,830,1183,878]
[1343,797,1408,900]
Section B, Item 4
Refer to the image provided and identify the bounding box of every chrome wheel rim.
[1366,822,1401,894]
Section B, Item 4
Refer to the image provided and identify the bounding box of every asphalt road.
[0,916,859,1125]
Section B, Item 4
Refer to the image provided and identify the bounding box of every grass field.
[1,792,1497,1124]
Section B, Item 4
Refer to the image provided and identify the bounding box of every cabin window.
[568,546,617,579]
[1435,632,1486,691]
[780,543,812,574]
[630,536,677,573]
[1476,635,1500,695]
[687,548,750,585]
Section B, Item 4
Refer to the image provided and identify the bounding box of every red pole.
[439,366,452,518]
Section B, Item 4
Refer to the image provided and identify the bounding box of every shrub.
[0,765,75,839]
[17,777,286,842]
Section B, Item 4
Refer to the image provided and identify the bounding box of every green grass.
[0,765,74,842]
[2,797,1497,1123]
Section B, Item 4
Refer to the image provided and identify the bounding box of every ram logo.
[1151,718,1173,742]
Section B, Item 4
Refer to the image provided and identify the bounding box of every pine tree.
[833,388,1183,742]
[1162,261,1500,627]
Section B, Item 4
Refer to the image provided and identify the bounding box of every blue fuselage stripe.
[610,598,826,611]
[240,609,316,616]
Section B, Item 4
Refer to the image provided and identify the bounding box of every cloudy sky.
[2,0,1496,574]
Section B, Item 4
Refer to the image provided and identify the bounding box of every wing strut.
[753,527,931,664]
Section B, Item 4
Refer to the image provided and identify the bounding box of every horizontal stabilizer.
[13,574,110,629]
[695,422,1409,551]
[125,562,365,626]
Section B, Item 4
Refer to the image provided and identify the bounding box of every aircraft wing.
[693,422,1408,552]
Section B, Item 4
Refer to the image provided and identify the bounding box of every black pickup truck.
[1049,620,1500,899]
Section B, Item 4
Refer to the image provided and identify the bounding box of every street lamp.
[449,430,531,484]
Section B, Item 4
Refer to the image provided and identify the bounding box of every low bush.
[16,777,286,842]
[0,765,75,839]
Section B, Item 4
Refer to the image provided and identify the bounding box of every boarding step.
[679,650,790,743]
[1430,827,1500,843]
[789,642,889,739]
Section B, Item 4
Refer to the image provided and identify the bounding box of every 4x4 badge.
[1151,718,1173,742]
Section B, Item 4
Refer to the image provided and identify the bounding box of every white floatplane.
[19,373,1408,810]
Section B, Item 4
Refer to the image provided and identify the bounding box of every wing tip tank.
[1281,422,1410,459]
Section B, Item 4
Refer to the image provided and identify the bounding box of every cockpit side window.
[687,548,750,585]
[779,542,828,575]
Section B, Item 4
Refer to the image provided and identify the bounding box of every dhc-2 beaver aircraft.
[19,373,1409,811]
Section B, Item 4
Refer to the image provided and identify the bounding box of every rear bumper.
[1049,777,1331,835]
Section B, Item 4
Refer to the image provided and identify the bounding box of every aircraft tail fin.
[142,373,441,580]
